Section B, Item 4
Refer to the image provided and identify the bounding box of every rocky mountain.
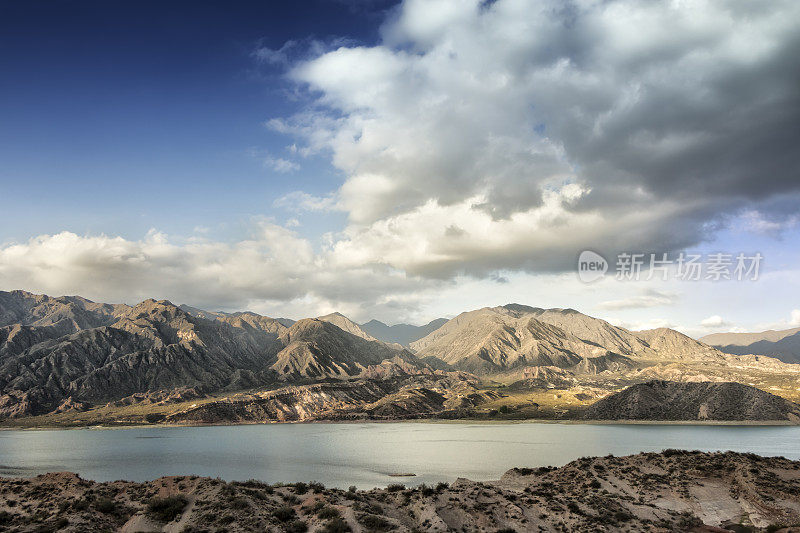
[411,304,647,374]
[271,318,415,380]
[316,312,377,341]
[409,304,731,375]
[502,304,651,355]
[409,307,617,374]
[584,380,800,421]
[360,317,448,346]
[3,290,797,424]
[0,298,287,417]
[0,290,129,329]
[0,291,429,418]
[633,327,726,362]
[701,327,800,364]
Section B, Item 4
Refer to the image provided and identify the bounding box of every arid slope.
[1,451,799,532]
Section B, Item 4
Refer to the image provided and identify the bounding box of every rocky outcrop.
[165,374,494,424]
[2,451,799,532]
[584,380,800,421]
[507,366,576,389]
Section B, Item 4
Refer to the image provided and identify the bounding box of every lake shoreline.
[2,450,799,531]
[2,416,798,431]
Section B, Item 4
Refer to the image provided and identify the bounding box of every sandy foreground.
[1,450,800,532]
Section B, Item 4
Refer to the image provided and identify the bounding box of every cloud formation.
[275,0,800,276]
[598,289,678,310]
[3,0,799,324]
[0,226,442,321]
[700,315,729,328]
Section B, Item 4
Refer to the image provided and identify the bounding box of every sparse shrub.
[285,519,308,533]
[273,506,296,522]
[72,498,90,511]
[567,501,582,515]
[233,479,271,490]
[147,495,188,522]
[317,506,340,519]
[145,413,165,423]
[229,497,249,510]
[419,484,435,497]
[358,513,393,531]
[435,482,449,491]
[386,484,405,492]
[94,497,118,514]
[496,529,516,533]
[321,517,351,533]
[293,482,308,494]
[309,481,325,493]
[766,525,793,533]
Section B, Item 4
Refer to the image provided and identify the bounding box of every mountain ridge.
[701,327,800,364]
[2,290,797,424]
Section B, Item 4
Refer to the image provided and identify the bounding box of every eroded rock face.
[584,380,800,421]
[0,292,431,418]
[164,374,497,424]
[3,290,799,423]
[1,451,798,532]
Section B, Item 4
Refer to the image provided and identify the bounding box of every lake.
[1,422,798,489]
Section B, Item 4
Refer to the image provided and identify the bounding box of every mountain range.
[701,327,800,364]
[1,289,798,423]
[359,318,449,346]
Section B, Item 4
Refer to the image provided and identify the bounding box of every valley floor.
[1,451,800,532]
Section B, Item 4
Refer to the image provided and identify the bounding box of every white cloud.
[598,289,677,310]
[700,315,728,328]
[739,210,799,236]
[607,317,676,332]
[754,309,800,332]
[0,227,441,321]
[263,155,300,173]
[252,40,299,66]
[274,191,339,213]
[271,0,800,277]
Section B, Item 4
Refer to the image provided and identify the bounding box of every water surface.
[1,422,798,489]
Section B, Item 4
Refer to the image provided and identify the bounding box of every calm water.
[1,422,798,489]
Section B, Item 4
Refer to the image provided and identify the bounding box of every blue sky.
[0,0,386,242]
[0,0,798,334]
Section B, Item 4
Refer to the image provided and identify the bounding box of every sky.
[1,0,799,337]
